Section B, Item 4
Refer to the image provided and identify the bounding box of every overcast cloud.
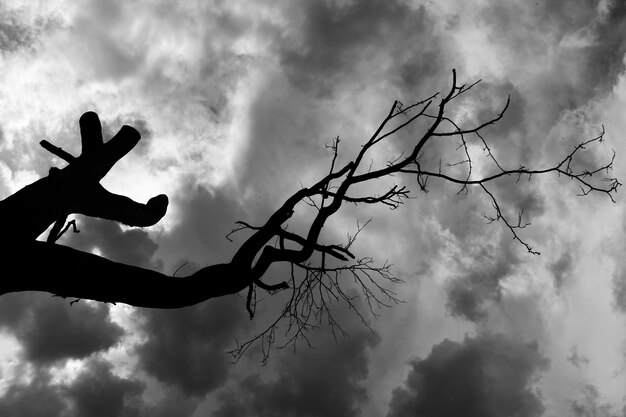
[2,0,626,416]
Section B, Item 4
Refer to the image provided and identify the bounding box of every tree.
[0,70,619,359]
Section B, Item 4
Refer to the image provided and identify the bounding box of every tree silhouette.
[0,71,619,359]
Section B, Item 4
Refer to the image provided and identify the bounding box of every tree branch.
[40,140,76,163]
[3,241,243,308]
[1,70,618,364]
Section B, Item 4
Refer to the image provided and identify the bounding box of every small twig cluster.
[224,70,619,362]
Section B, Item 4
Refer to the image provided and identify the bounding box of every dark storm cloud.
[482,0,626,112]
[154,183,252,272]
[0,292,31,329]
[387,333,549,417]
[277,0,450,97]
[135,296,249,397]
[0,371,66,417]
[0,360,146,417]
[214,328,380,417]
[66,360,145,417]
[0,293,123,365]
[17,301,122,365]
[584,1,626,96]
[139,389,198,417]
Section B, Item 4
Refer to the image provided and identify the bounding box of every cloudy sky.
[1,0,626,416]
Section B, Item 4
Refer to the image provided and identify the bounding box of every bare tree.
[0,70,619,360]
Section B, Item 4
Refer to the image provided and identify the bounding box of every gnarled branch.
[0,70,618,362]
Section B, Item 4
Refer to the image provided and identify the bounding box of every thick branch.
[1,113,168,241]
[2,241,245,308]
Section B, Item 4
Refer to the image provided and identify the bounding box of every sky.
[1,0,626,416]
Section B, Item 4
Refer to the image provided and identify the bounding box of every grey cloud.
[0,360,146,417]
[612,266,626,314]
[549,250,574,290]
[0,5,59,54]
[446,236,520,322]
[0,9,35,54]
[139,388,199,417]
[100,115,153,157]
[399,78,517,165]
[236,76,329,197]
[571,384,620,417]
[0,121,65,181]
[154,183,252,272]
[567,346,589,369]
[135,295,248,397]
[0,293,123,365]
[63,216,160,270]
[71,0,146,81]
[481,0,626,115]
[0,371,66,417]
[0,292,33,330]
[130,4,254,128]
[439,80,547,230]
[387,80,541,242]
[17,301,122,365]
[66,360,145,417]
[277,0,450,97]
[403,190,487,253]
[583,1,626,96]
[474,82,527,134]
[279,0,407,96]
[446,280,490,322]
[237,0,464,252]
[214,328,380,417]
[488,180,545,226]
[465,81,532,167]
[387,334,549,417]
[611,212,626,313]
[534,0,599,34]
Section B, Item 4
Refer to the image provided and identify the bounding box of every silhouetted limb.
[0,70,618,362]
[46,216,79,243]
[3,241,246,308]
[0,112,168,242]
